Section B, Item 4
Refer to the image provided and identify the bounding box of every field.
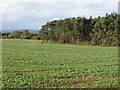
[2,39,119,88]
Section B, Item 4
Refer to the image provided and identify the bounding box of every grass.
[2,39,119,88]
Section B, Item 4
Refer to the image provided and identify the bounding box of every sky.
[0,0,119,30]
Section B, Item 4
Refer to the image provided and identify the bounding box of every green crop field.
[2,39,119,88]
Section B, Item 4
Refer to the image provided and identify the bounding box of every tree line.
[1,13,120,46]
[39,13,120,46]
[1,30,40,40]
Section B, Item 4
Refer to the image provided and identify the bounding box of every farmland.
[2,39,119,88]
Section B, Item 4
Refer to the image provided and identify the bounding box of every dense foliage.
[1,13,120,46]
[1,30,39,40]
[39,13,120,46]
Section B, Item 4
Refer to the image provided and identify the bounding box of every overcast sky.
[0,0,119,30]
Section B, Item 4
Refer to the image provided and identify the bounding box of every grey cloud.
[2,1,118,30]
